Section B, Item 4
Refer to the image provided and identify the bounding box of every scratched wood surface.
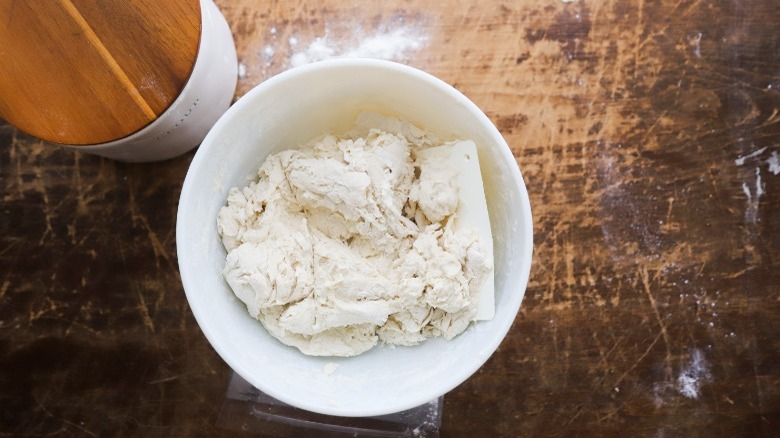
[1,0,779,436]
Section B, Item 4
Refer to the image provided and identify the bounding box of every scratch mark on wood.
[612,329,664,388]
[137,290,156,333]
[634,0,644,80]
[639,266,674,381]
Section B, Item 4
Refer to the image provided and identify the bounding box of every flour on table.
[742,167,764,224]
[734,146,766,166]
[767,151,780,175]
[216,113,493,357]
[652,348,712,406]
[249,17,427,79]
[676,348,711,399]
[733,147,776,224]
[290,26,427,67]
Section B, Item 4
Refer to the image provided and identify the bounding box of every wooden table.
[1,0,778,435]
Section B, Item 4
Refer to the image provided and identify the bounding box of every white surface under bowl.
[176,59,533,417]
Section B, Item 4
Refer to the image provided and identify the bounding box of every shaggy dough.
[217,113,493,357]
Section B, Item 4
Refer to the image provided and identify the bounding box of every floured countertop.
[0,0,779,435]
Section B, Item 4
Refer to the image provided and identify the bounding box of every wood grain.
[0,0,201,145]
[0,0,779,436]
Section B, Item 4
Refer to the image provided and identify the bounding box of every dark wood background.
[1,0,778,436]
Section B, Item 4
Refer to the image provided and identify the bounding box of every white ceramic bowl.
[176,59,533,417]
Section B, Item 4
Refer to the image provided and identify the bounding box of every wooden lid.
[0,0,201,145]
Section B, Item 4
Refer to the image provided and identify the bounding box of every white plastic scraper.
[420,140,495,320]
[451,140,495,321]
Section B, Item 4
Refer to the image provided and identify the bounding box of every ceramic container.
[177,59,533,417]
[72,0,237,162]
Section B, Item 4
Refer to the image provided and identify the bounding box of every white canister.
[69,0,237,162]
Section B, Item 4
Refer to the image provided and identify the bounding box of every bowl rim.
[176,58,534,417]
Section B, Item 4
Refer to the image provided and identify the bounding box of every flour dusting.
[595,141,663,264]
[734,147,767,166]
[687,31,702,58]
[677,349,711,399]
[768,151,780,175]
[290,26,427,67]
[652,348,712,406]
[742,168,764,224]
[244,17,428,82]
[734,146,774,224]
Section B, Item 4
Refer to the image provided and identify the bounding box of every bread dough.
[217,113,493,357]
